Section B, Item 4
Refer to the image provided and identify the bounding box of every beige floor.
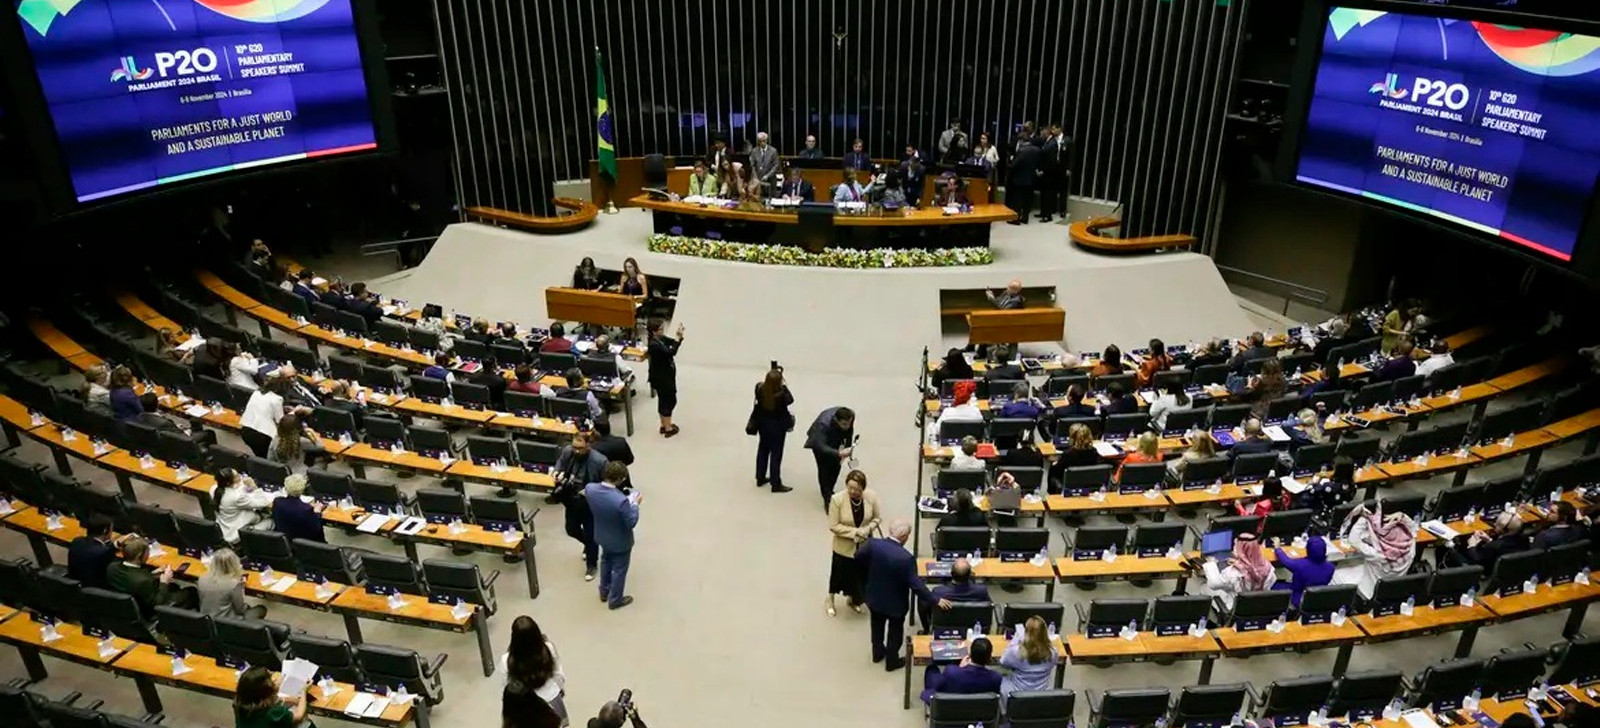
[0,223,1592,728]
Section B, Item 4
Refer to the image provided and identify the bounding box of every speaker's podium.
[545,287,637,328]
[966,308,1065,345]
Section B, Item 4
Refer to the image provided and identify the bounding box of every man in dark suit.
[1372,341,1417,382]
[346,282,384,328]
[805,406,856,509]
[291,271,319,303]
[857,520,952,670]
[983,345,1025,381]
[842,138,871,171]
[1052,385,1098,419]
[67,515,118,589]
[1228,332,1275,373]
[1007,139,1042,225]
[1038,125,1067,222]
[1229,418,1278,458]
[919,636,1002,705]
[588,418,634,466]
[779,166,814,201]
[920,558,990,624]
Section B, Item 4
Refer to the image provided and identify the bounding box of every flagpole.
[596,45,619,214]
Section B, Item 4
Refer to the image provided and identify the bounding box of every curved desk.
[466,197,599,234]
[631,195,1015,250]
[1069,216,1197,253]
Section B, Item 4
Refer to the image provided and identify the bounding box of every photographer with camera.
[589,691,648,728]
[548,432,610,582]
[747,362,794,493]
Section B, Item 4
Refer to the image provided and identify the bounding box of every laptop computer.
[1200,530,1235,559]
[987,488,1023,512]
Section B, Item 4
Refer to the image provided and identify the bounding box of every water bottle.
[1463,687,1481,711]
[1334,605,1347,625]
[1383,699,1403,721]
[1401,595,1415,616]
[1530,681,1549,702]
[1463,585,1477,607]
[1048,621,1058,639]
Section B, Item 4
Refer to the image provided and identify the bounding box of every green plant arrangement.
[647,234,993,268]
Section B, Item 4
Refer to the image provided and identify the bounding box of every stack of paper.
[1092,441,1122,457]
[343,694,392,718]
[1263,425,1292,443]
[278,657,320,697]
[356,514,393,533]
[1419,520,1461,540]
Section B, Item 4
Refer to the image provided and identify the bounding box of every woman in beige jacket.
[826,470,881,617]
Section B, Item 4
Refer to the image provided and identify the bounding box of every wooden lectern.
[965,308,1065,345]
[545,287,638,328]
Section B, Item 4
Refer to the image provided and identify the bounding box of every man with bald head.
[987,280,1025,310]
[921,557,991,624]
[798,133,823,160]
[857,519,953,671]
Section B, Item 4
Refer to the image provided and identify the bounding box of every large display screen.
[13,0,378,202]
[1294,7,1600,261]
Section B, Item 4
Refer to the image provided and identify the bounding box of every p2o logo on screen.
[1410,78,1471,110]
[110,48,218,83]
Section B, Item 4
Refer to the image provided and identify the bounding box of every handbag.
[744,405,760,436]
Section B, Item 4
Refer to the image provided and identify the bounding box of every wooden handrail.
[466,197,599,234]
[1068,216,1196,252]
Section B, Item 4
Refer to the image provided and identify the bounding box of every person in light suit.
[855,520,952,671]
[826,470,881,617]
[585,462,641,610]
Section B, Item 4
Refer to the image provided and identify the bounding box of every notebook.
[987,488,1022,512]
[1200,530,1235,559]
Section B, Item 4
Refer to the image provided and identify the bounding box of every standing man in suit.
[586,462,641,610]
[550,433,609,578]
[857,520,952,671]
[647,320,683,438]
[1038,125,1066,223]
[1007,138,1042,225]
[798,134,824,160]
[899,145,926,207]
[708,137,730,173]
[805,406,856,510]
[842,139,871,171]
[749,131,780,191]
[780,165,814,201]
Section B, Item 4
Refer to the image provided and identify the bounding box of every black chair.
[1369,573,1429,615]
[1088,688,1170,728]
[936,469,988,494]
[409,375,450,404]
[1078,598,1148,636]
[287,633,365,683]
[1171,684,1250,728]
[1068,526,1128,557]
[1485,548,1544,595]
[504,391,545,418]
[36,570,84,623]
[1261,509,1314,541]
[1407,658,1486,710]
[995,527,1050,555]
[361,552,428,595]
[514,440,562,472]
[1479,648,1548,699]
[1548,635,1600,685]
[352,478,410,514]
[998,603,1065,634]
[311,406,358,440]
[1335,435,1382,465]
[938,419,987,444]
[422,559,498,613]
[933,527,991,556]
[173,513,226,553]
[355,644,448,706]
[306,469,352,501]
[1179,457,1231,487]
[1164,409,1209,437]
[1207,514,1261,537]
[1131,523,1186,557]
[538,351,577,373]
[0,680,50,728]
[214,614,291,670]
[1230,452,1280,484]
[0,558,39,611]
[416,488,468,523]
[1429,484,1487,521]
[1297,584,1358,622]
[994,465,1045,494]
[452,338,489,362]
[80,587,157,642]
[207,445,251,477]
[1209,404,1251,430]
[1349,382,1394,411]
[237,528,298,573]
[929,693,1001,728]
[1192,363,1229,387]
[451,381,491,410]
[1426,565,1483,608]
[468,495,530,531]
[1150,595,1212,633]
[1054,417,1104,440]
[1119,463,1167,491]
[1479,476,1525,517]
[410,426,456,459]
[372,319,411,348]
[1328,670,1405,719]
[409,327,442,354]
[1007,689,1075,728]
[246,456,290,490]
[1228,590,1291,629]
[328,355,364,382]
[37,700,103,728]
[153,605,219,658]
[1291,443,1335,476]
[1259,676,1335,723]
[1103,413,1149,440]
[291,539,364,584]
[929,601,996,637]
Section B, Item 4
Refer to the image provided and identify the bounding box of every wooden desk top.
[1542,409,1600,440]
[1487,358,1569,392]
[96,450,215,495]
[1164,484,1256,508]
[1054,556,1188,581]
[918,559,1057,581]
[1353,602,1497,640]
[0,395,44,430]
[0,610,135,665]
[1045,491,1171,514]
[445,461,556,490]
[1325,402,1432,432]
[1420,382,1500,411]
[1469,430,1561,461]
[1069,216,1197,252]
[329,588,476,629]
[115,294,167,323]
[1443,326,1495,351]
[340,443,451,474]
[29,319,87,359]
[154,390,242,430]
[3,505,84,542]
[409,520,524,551]
[388,398,496,424]
[487,412,581,436]
[112,643,416,725]
[1064,631,1221,660]
[631,195,1016,227]
[1213,620,1366,653]
[31,423,113,462]
[1376,452,1481,480]
[1479,580,1600,620]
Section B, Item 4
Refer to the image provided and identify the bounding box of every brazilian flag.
[595,50,617,180]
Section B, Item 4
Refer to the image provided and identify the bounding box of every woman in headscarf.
[1273,536,1335,607]
[1339,503,1417,598]
[933,379,983,434]
[1198,532,1276,609]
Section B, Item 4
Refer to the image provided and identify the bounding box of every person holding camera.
[587,463,641,610]
[550,433,610,582]
[647,320,684,438]
[804,406,856,511]
[749,365,794,493]
[588,692,647,728]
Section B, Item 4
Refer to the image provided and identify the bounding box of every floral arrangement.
[647,234,993,268]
